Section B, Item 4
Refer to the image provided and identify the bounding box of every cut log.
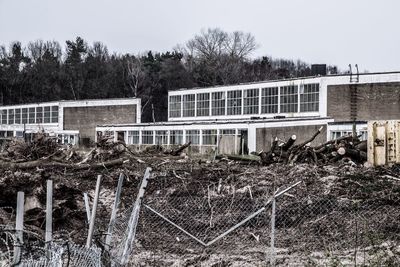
[281,135,296,151]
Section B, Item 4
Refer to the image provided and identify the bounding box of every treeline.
[0,28,338,122]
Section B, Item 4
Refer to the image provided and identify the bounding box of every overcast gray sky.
[1,0,399,72]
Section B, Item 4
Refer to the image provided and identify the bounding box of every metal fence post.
[105,173,124,251]
[120,167,151,265]
[13,191,24,266]
[270,194,276,267]
[86,175,102,248]
[83,192,91,224]
[45,180,53,256]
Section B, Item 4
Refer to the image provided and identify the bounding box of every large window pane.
[170,130,183,145]
[169,95,181,118]
[21,108,28,124]
[8,109,14,124]
[127,131,139,144]
[261,87,278,114]
[44,106,51,123]
[202,129,217,145]
[36,107,43,123]
[243,89,259,114]
[211,92,225,116]
[155,130,168,145]
[15,109,21,124]
[1,110,7,124]
[182,94,195,117]
[280,85,298,113]
[142,130,154,145]
[196,93,210,116]
[300,84,319,112]
[28,108,35,123]
[227,90,242,115]
[186,130,200,145]
[51,106,59,123]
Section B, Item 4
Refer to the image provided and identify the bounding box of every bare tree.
[226,31,258,59]
[179,28,258,85]
[186,28,228,60]
[125,55,145,97]
[27,40,62,63]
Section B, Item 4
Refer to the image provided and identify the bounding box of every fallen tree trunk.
[169,142,191,156]
[0,158,125,170]
[216,154,260,163]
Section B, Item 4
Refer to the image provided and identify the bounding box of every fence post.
[13,191,24,266]
[120,167,151,265]
[45,180,53,256]
[105,173,124,251]
[83,192,91,224]
[270,195,276,267]
[86,175,102,248]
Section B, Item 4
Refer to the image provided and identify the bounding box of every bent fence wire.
[2,171,400,266]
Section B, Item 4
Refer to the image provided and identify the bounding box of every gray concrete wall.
[327,82,400,121]
[256,124,327,151]
[63,105,137,142]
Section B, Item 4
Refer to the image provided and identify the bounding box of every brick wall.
[63,105,137,142]
[256,124,327,151]
[327,83,400,121]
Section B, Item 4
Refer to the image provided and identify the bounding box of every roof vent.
[311,64,327,76]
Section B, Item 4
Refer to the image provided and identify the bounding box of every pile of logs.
[259,126,367,165]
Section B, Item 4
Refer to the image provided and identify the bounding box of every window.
[0,110,6,124]
[300,84,319,112]
[51,106,58,123]
[170,130,183,145]
[15,109,21,124]
[127,131,139,144]
[43,106,51,123]
[227,90,242,115]
[28,108,35,123]
[196,93,210,116]
[155,130,168,145]
[221,129,235,136]
[36,107,43,123]
[202,130,217,145]
[22,108,28,124]
[15,131,23,138]
[211,92,225,116]
[243,89,259,114]
[261,87,278,114]
[142,130,154,145]
[330,130,367,141]
[169,95,181,118]
[104,131,114,138]
[182,94,195,117]
[8,109,14,124]
[186,130,200,145]
[280,85,298,113]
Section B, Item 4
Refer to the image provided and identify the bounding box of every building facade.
[0,98,141,145]
[96,71,400,154]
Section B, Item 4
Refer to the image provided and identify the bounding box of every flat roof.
[98,116,331,128]
[168,71,400,92]
[0,97,139,108]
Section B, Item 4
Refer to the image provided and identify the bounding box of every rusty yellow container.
[367,120,400,166]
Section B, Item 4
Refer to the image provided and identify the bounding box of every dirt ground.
[1,138,400,266]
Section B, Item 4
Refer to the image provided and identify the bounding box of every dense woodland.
[0,28,338,122]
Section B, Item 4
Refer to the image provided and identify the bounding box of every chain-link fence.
[2,168,400,266]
